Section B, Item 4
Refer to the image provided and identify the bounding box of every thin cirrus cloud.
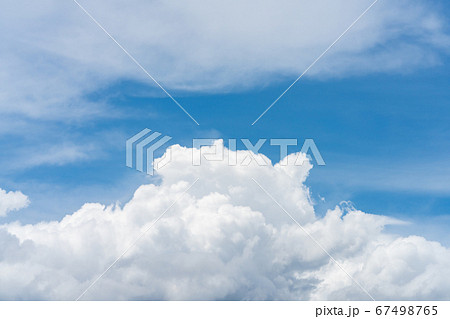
[0,0,448,119]
[1,143,449,300]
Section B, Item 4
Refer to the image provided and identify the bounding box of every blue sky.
[2,0,450,301]
[0,1,449,235]
[3,61,450,244]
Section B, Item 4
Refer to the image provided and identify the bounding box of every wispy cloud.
[0,0,448,121]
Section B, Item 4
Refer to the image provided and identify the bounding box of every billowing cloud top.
[1,143,449,300]
[0,0,449,118]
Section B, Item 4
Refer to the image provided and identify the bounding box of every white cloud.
[1,142,449,300]
[19,144,92,168]
[0,0,448,119]
[0,189,30,217]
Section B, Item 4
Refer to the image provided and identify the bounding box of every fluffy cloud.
[0,189,30,217]
[1,142,450,300]
[0,0,449,119]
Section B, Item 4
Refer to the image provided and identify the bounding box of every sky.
[0,0,450,300]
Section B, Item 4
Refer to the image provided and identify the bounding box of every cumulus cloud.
[0,142,449,300]
[0,0,449,119]
[0,189,30,217]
